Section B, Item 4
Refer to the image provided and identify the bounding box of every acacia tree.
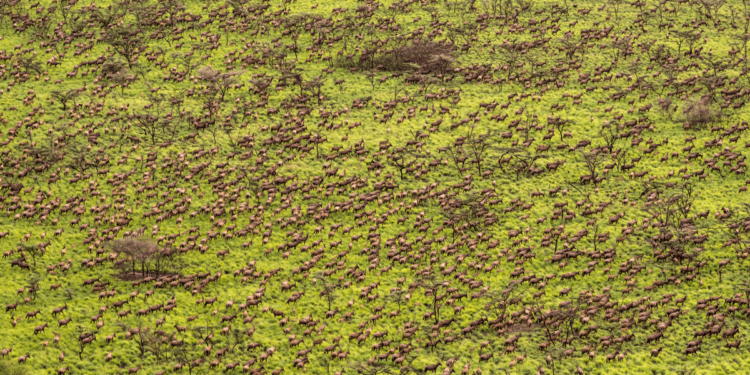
[640,183,702,264]
[499,41,524,80]
[669,361,703,375]
[529,299,573,375]
[417,275,450,324]
[723,203,750,263]
[465,129,495,176]
[17,56,43,75]
[579,151,609,181]
[55,0,80,22]
[50,90,80,111]
[170,342,204,375]
[672,30,700,56]
[696,0,726,20]
[130,89,178,146]
[599,124,620,151]
[384,289,409,316]
[131,113,169,146]
[198,67,247,102]
[610,148,630,172]
[444,145,469,173]
[109,237,164,277]
[226,327,249,354]
[316,271,339,312]
[100,58,135,95]
[90,4,124,29]
[387,146,426,181]
[19,244,44,269]
[309,133,328,159]
[103,26,144,68]
[607,0,627,21]
[511,153,550,181]
[172,52,203,77]
[549,117,572,142]
[73,326,96,359]
[429,53,456,77]
[441,192,491,238]
[484,281,526,324]
[62,139,96,173]
[303,77,327,105]
[143,329,171,363]
[347,360,393,375]
[159,0,186,26]
[25,274,41,301]
[127,324,150,359]
[24,133,65,170]
[239,168,265,205]
[657,98,673,121]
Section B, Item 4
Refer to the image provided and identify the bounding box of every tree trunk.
[433,294,439,324]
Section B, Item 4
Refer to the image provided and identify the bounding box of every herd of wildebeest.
[3,0,750,373]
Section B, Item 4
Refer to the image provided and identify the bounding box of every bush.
[390,40,455,73]
[339,40,455,73]
[683,95,721,129]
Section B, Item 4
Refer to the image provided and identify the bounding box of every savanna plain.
[0,0,749,374]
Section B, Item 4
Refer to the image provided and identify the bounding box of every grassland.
[1,0,750,374]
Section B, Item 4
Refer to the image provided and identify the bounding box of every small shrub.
[683,95,721,129]
[339,40,455,73]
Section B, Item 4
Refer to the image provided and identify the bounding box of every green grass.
[1,0,750,374]
[0,361,28,375]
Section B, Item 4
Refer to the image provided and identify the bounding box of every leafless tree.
[579,151,609,181]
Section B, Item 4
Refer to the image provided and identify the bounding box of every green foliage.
[2,0,750,374]
[0,362,27,375]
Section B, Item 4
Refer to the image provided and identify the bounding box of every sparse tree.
[102,25,144,68]
[579,151,609,181]
[198,67,246,102]
[73,326,96,360]
[19,244,44,269]
[599,123,620,150]
[50,90,80,111]
[465,129,495,176]
[108,237,162,277]
[416,275,450,324]
[315,271,339,312]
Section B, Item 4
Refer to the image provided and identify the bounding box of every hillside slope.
[1,0,750,374]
